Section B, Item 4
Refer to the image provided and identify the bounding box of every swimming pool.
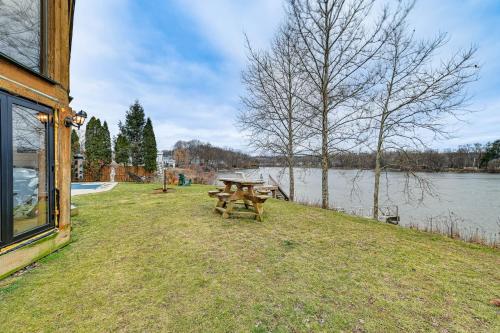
[71,182,117,196]
[71,183,102,190]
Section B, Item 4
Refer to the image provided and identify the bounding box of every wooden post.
[58,107,72,230]
[163,168,167,192]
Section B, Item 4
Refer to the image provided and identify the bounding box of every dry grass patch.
[0,183,498,332]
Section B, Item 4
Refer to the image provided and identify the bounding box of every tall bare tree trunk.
[321,106,329,209]
[320,2,330,210]
[373,94,388,220]
[291,0,389,210]
[373,126,384,219]
[288,159,295,202]
[288,111,295,202]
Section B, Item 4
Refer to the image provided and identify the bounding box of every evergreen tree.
[93,118,104,161]
[143,117,158,172]
[84,116,100,180]
[114,133,130,165]
[71,129,80,158]
[102,121,112,165]
[123,100,146,166]
[84,116,98,162]
[480,139,500,167]
[84,117,113,180]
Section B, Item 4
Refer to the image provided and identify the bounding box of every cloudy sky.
[70,0,500,152]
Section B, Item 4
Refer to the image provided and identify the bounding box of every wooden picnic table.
[209,178,269,221]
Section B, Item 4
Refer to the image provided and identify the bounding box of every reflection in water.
[219,167,500,237]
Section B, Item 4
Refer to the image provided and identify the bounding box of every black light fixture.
[64,110,87,129]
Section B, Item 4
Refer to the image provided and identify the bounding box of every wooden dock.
[268,175,290,201]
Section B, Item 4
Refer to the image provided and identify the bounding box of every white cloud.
[70,0,264,151]
[408,0,500,148]
[70,0,499,154]
[173,0,285,64]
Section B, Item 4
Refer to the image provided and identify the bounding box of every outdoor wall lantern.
[64,110,87,129]
[36,112,50,123]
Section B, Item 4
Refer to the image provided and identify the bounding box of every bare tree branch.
[370,1,479,219]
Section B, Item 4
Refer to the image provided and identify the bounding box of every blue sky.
[70,0,500,152]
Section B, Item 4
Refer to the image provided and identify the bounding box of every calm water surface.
[219,167,500,236]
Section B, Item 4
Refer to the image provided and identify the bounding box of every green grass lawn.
[0,183,498,332]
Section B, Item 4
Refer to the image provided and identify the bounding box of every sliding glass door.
[0,91,54,248]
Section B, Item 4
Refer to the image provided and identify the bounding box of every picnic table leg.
[223,181,232,193]
[223,200,234,219]
[215,198,225,212]
[247,185,256,196]
[233,184,249,209]
[254,201,264,222]
[244,185,254,209]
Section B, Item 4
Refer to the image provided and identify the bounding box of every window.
[0,0,47,74]
[0,91,54,248]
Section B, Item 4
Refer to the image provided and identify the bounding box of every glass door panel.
[12,104,48,236]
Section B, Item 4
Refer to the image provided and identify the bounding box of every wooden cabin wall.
[0,0,75,278]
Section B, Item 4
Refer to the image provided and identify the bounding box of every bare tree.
[0,0,41,71]
[171,140,256,170]
[239,24,311,201]
[289,0,390,208]
[370,4,479,219]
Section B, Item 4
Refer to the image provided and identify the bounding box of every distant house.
[165,158,176,168]
[157,151,176,171]
[0,1,77,278]
[191,156,201,166]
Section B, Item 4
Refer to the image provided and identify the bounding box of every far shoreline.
[218,166,500,175]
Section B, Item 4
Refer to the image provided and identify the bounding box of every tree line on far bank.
[166,139,257,170]
[258,141,500,172]
[71,100,158,180]
[239,0,480,219]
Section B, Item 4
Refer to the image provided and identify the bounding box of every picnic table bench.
[208,178,270,221]
[255,185,279,197]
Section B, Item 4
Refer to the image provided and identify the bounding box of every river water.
[218,167,500,237]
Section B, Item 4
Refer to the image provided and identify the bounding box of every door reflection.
[12,104,48,235]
